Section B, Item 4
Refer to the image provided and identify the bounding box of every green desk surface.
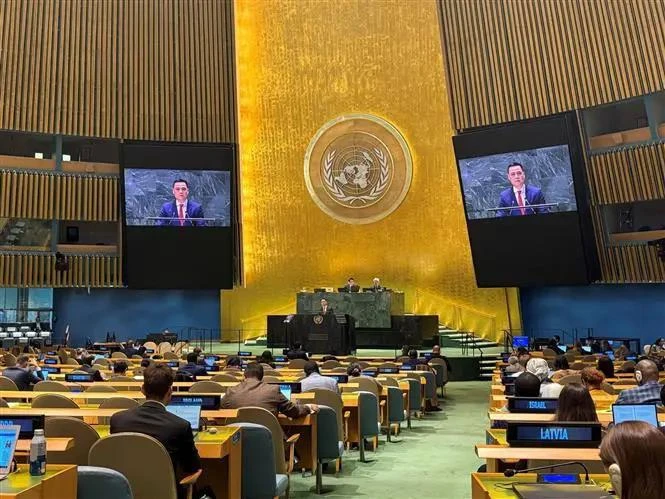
[0,465,74,495]
[472,473,615,498]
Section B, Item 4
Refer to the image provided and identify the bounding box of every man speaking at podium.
[157,179,205,226]
[496,162,548,217]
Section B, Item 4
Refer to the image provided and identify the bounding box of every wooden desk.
[475,445,601,472]
[0,465,77,499]
[95,426,241,499]
[15,438,74,454]
[471,473,612,499]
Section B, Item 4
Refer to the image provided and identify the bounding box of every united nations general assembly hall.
[1,1,664,498]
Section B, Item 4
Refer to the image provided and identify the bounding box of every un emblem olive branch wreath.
[323,148,390,205]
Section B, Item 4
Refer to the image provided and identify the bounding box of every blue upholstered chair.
[228,423,289,499]
[357,391,380,462]
[315,406,343,493]
[77,466,133,499]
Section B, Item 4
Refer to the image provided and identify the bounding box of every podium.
[267,314,355,355]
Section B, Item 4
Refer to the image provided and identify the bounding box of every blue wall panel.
[53,288,220,345]
[520,284,665,345]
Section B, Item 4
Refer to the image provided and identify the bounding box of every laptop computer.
[0,425,21,480]
[612,404,658,427]
[166,404,202,434]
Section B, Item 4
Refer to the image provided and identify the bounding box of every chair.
[262,375,282,384]
[99,397,141,409]
[542,348,557,358]
[356,361,370,369]
[344,356,358,363]
[45,416,100,465]
[235,407,300,476]
[383,386,405,442]
[173,341,187,355]
[570,362,586,370]
[189,380,225,393]
[211,373,240,382]
[65,357,80,365]
[356,392,380,462]
[395,356,410,363]
[429,358,449,396]
[306,389,347,445]
[403,377,422,426]
[315,406,343,493]
[77,466,133,499]
[157,342,173,355]
[354,376,381,399]
[287,359,306,369]
[94,358,110,367]
[110,376,135,382]
[131,355,143,359]
[111,352,127,359]
[33,380,71,392]
[143,341,158,352]
[2,353,16,366]
[0,375,19,390]
[0,398,8,407]
[600,382,617,395]
[228,423,289,499]
[163,352,179,360]
[330,367,347,373]
[32,393,80,409]
[320,360,341,369]
[379,376,399,388]
[558,374,582,385]
[89,433,202,499]
[377,362,398,369]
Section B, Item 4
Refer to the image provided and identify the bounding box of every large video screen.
[123,169,231,227]
[459,145,577,220]
[121,142,236,290]
[453,113,599,287]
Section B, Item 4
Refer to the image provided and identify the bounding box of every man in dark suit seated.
[110,364,201,498]
[122,340,139,358]
[2,354,44,390]
[76,356,104,381]
[221,363,318,418]
[286,343,309,361]
[496,162,548,217]
[180,352,208,378]
[157,179,205,226]
[341,277,360,293]
[427,345,453,374]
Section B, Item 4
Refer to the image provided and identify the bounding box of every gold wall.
[225,0,520,342]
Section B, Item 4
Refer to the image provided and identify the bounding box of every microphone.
[504,461,590,483]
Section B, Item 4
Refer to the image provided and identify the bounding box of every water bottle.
[29,429,47,476]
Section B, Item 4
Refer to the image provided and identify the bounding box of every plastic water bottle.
[29,429,47,476]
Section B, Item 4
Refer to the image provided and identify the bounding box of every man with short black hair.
[497,162,548,217]
[615,359,663,405]
[180,352,207,377]
[112,360,129,376]
[157,179,205,226]
[110,364,201,497]
[343,277,360,293]
[301,361,339,393]
[514,372,541,397]
[286,343,309,361]
[221,362,318,417]
[122,340,139,358]
[2,354,43,390]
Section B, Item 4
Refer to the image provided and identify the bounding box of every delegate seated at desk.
[340,277,360,293]
[110,364,201,499]
[221,363,318,418]
[615,359,663,405]
[301,361,339,393]
[2,354,45,390]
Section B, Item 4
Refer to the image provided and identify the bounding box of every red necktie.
[516,191,526,215]
[178,204,185,226]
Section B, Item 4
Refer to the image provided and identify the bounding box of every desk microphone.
[504,461,590,483]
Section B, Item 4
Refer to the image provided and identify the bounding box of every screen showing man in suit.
[123,169,231,227]
[457,145,577,220]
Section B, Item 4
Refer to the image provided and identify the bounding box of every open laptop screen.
[612,404,658,427]
[166,404,202,431]
[0,426,20,473]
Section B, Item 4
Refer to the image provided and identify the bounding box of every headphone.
[608,463,622,497]
[635,369,643,384]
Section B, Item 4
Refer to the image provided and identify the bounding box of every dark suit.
[157,200,205,226]
[123,347,139,357]
[220,378,310,418]
[180,363,207,378]
[370,285,384,292]
[341,284,360,293]
[110,401,201,483]
[286,349,309,361]
[320,307,334,315]
[497,185,548,217]
[2,366,42,390]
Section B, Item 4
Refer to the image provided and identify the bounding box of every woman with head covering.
[526,357,563,398]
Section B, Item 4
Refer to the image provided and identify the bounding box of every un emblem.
[304,114,413,224]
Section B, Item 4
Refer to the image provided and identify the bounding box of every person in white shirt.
[300,361,339,393]
[526,357,563,398]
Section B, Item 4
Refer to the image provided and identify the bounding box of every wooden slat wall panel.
[437,0,665,130]
[0,171,119,221]
[588,143,665,205]
[0,253,121,287]
[0,0,236,142]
